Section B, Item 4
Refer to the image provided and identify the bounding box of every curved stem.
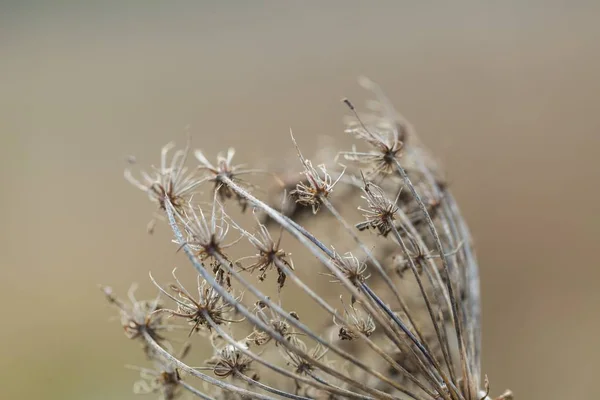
[142,329,277,400]
[388,221,462,400]
[217,175,440,396]
[322,197,453,393]
[359,282,453,400]
[234,371,312,400]
[210,246,402,399]
[164,199,401,400]
[180,380,216,400]
[399,150,482,395]
[271,257,431,399]
[393,159,472,394]
[393,204,457,382]
[416,152,482,389]
[203,310,373,400]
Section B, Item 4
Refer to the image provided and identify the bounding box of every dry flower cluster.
[103,78,513,400]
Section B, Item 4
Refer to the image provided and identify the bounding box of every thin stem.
[217,174,463,399]
[142,329,277,400]
[202,310,373,400]
[393,158,473,398]
[231,209,433,397]
[322,196,453,391]
[218,175,442,394]
[275,260,433,399]
[393,206,456,380]
[209,247,402,399]
[271,257,432,399]
[234,371,312,400]
[180,380,216,400]
[359,282,453,400]
[444,193,481,387]
[388,222,462,400]
[165,200,401,400]
[412,151,482,391]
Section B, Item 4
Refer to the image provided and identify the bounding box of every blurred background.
[1,1,598,399]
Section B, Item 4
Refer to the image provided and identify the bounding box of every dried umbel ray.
[104,78,513,400]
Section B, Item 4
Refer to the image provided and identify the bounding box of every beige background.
[1,2,598,399]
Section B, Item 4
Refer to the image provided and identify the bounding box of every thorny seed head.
[129,356,185,400]
[247,300,300,346]
[333,296,375,341]
[101,285,169,356]
[290,131,345,214]
[281,338,329,375]
[150,270,242,336]
[325,250,370,286]
[356,178,400,236]
[393,234,437,277]
[236,210,293,290]
[405,190,444,229]
[178,198,240,265]
[341,128,404,177]
[125,140,202,232]
[195,147,249,211]
[340,78,410,178]
[206,338,254,378]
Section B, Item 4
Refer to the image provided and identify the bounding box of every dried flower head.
[236,211,293,290]
[129,347,189,400]
[205,338,253,379]
[340,111,403,177]
[195,147,251,211]
[150,270,242,336]
[334,296,375,340]
[356,177,401,236]
[109,79,512,400]
[101,285,170,356]
[131,365,181,400]
[125,139,202,232]
[178,197,241,265]
[324,250,370,285]
[281,339,329,376]
[247,300,300,346]
[290,131,345,214]
[339,77,412,178]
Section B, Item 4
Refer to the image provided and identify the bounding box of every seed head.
[101,285,169,356]
[324,250,370,286]
[178,198,241,265]
[112,79,512,400]
[340,78,410,178]
[281,339,329,375]
[195,147,250,211]
[125,139,202,232]
[129,355,185,400]
[206,338,253,378]
[150,270,242,336]
[334,296,375,341]
[247,300,300,346]
[356,178,400,236]
[289,131,345,214]
[236,211,293,290]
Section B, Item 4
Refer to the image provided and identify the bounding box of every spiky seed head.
[195,147,249,211]
[206,339,253,378]
[356,179,400,236]
[290,131,345,214]
[125,140,202,232]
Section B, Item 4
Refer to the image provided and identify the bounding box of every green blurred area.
[1,2,599,399]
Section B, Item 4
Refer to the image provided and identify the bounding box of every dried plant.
[104,79,513,400]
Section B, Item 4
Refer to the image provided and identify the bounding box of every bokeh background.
[1,2,598,399]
